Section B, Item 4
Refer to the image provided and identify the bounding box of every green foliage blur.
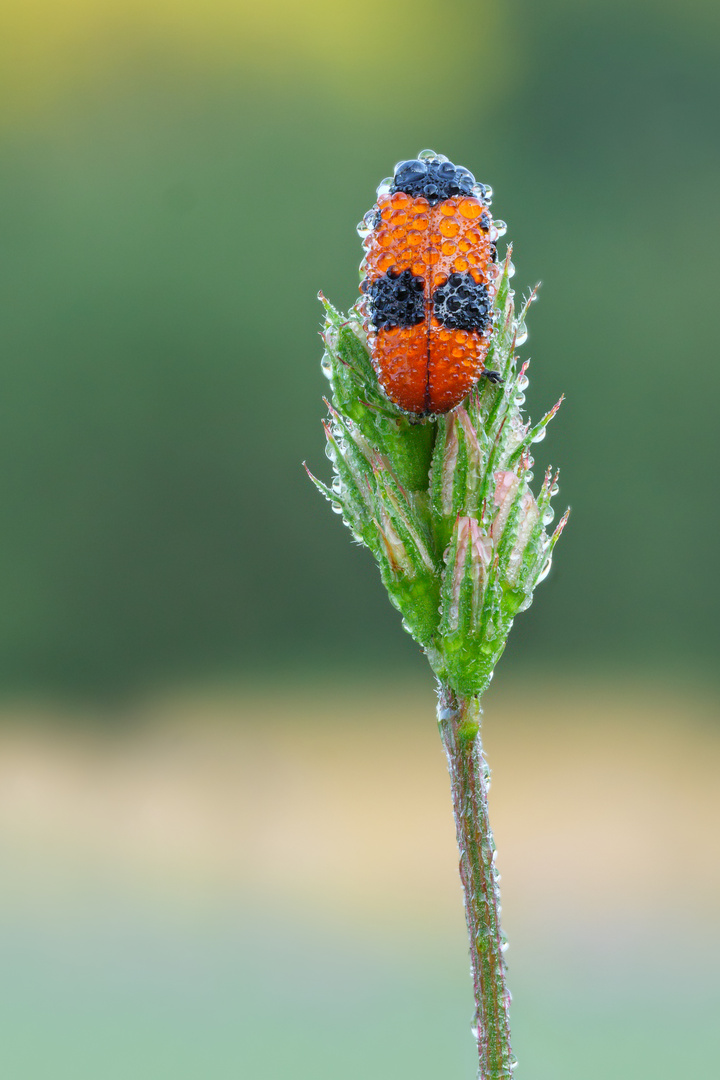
[0,0,718,697]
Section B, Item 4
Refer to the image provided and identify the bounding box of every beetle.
[358,151,504,415]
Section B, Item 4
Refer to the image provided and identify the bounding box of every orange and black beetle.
[358,151,504,415]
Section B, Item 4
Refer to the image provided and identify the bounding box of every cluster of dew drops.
[326,149,561,565]
[510,356,562,585]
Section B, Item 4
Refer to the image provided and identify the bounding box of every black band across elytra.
[432,273,492,333]
[366,269,425,330]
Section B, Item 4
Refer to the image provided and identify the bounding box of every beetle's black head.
[390,155,486,205]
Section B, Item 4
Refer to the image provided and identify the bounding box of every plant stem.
[437,683,515,1080]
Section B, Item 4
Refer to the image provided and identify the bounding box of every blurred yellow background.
[0,0,718,1075]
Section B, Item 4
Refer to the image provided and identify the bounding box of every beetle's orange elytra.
[358,152,503,415]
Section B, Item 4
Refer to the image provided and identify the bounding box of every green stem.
[437,684,515,1080]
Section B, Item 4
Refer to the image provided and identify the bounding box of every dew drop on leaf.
[536,557,553,583]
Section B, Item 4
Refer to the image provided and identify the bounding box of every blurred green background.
[0,0,718,1077]
[0,0,718,697]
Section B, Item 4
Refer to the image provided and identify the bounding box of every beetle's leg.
[482,370,503,385]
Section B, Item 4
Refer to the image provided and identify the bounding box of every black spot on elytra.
[433,272,492,333]
[391,157,488,206]
[367,269,425,330]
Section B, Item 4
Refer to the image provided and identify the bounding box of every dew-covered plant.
[307,152,568,1080]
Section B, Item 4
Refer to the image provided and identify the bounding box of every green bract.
[307,254,568,698]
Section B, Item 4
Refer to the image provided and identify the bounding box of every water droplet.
[542,507,555,526]
[536,557,552,583]
[517,373,529,391]
[321,354,333,379]
[514,392,525,406]
[418,148,438,161]
[331,502,343,514]
[357,209,379,238]
[506,259,516,278]
[324,444,335,461]
[493,219,508,237]
[323,325,339,349]
[376,177,393,196]
[531,426,547,443]
[401,618,414,635]
[550,482,560,496]
[514,322,528,346]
